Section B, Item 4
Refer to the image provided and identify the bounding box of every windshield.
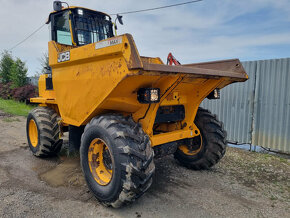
[73,9,114,46]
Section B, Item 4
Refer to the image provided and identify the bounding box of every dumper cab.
[46,4,114,47]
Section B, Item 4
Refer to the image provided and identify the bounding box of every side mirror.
[53,1,62,11]
[117,14,123,25]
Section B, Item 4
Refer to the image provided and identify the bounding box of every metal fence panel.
[201,58,290,153]
[252,58,290,152]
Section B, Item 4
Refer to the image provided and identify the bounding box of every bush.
[0,82,13,99]
[12,84,37,102]
[0,82,37,102]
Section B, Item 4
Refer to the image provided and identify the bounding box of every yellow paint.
[112,22,117,36]
[68,11,76,46]
[151,129,199,146]
[28,119,38,147]
[30,74,56,103]
[30,29,248,148]
[88,138,113,186]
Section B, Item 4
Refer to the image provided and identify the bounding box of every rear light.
[137,88,160,104]
[207,89,220,99]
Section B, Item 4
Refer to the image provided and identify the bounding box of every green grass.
[0,98,35,116]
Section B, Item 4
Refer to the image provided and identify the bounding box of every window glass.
[55,11,72,45]
[74,12,113,45]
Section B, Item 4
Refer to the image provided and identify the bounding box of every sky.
[1,0,290,76]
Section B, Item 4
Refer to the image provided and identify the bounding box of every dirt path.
[0,111,289,218]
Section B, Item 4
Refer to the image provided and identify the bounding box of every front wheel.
[174,107,227,170]
[80,114,155,208]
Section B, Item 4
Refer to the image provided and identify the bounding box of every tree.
[0,50,14,84]
[35,52,49,76]
[10,58,28,87]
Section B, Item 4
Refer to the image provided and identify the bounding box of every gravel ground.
[0,111,289,218]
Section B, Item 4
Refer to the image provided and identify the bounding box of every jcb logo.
[58,51,70,63]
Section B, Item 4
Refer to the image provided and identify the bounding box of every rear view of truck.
[27,2,248,208]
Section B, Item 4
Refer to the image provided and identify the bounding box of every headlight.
[137,88,160,104]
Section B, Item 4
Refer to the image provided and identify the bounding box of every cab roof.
[46,6,111,24]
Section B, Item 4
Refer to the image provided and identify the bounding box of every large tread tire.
[174,107,227,170]
[80,114,155,208]
[26,107,62,157]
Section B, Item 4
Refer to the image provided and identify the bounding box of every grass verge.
[0,98,35,116]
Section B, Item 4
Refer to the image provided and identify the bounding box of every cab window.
[54,11,72,45]
[74,9,114,45]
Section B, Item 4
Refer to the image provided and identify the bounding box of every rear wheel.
[80,114,155,208]
[26,107,62,157]
[174,107,227,170]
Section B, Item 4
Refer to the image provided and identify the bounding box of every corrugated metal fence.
[201,58,290,153]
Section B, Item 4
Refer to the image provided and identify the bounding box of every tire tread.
[27,107,62,157]
[174,107,227,170]
[81,114,155,208]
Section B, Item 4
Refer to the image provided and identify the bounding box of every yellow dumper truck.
[26,1,248,207]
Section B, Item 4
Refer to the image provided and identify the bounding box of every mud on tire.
[26,107,62,157]
[174,107,227,170]
[80,114,155,208]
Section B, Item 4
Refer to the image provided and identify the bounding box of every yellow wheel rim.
[178,134,203,156]
[88,138,113,186]
[28,119,38,147]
